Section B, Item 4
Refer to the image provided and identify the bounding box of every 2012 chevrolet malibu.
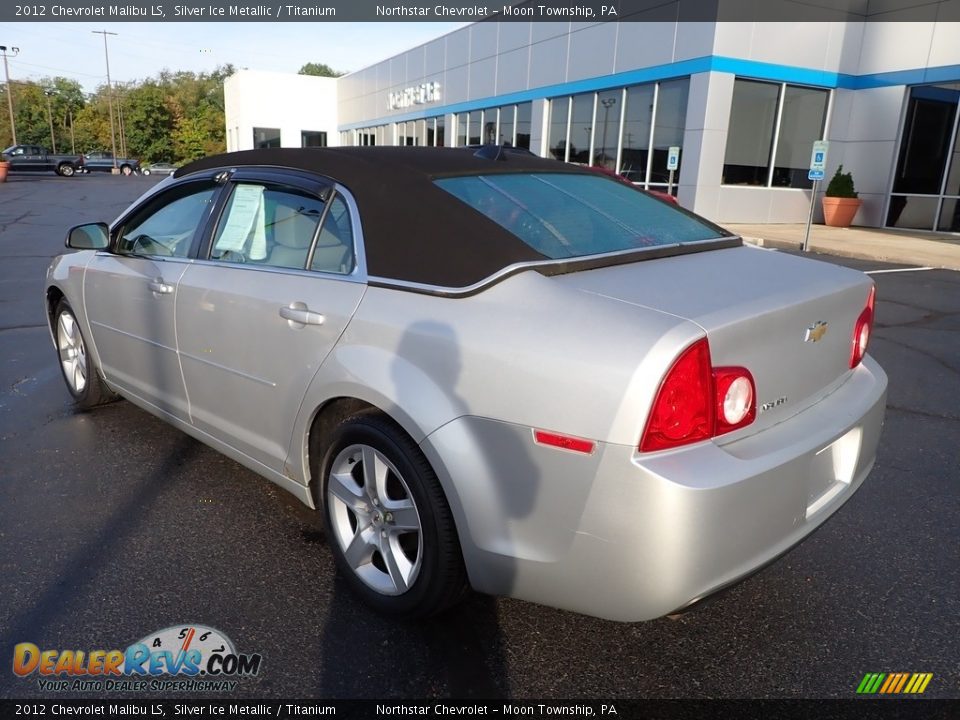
[45,147,887,621]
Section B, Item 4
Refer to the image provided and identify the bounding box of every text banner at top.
[5,0,960,23]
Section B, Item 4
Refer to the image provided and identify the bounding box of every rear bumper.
[422,356,887,622]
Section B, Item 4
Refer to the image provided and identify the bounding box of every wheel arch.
[45,285,66,337]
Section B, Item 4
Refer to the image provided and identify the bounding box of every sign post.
[666,146,680,198]
[803,140,829,252]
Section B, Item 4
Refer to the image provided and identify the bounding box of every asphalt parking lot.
[0,173,957,701]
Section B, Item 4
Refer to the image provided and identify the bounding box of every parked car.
[586,164,679,204]
[82,151,140,176]
[141,162,179,176]
[2,144,84,176]
[45,147,887,621]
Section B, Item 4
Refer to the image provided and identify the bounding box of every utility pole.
[66,105,76,154]
[92,30,118,172]
[44,88,57,153]
[0,45,19,146]
[116,85,126,159]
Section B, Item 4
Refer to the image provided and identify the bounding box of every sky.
[3,22,470,91]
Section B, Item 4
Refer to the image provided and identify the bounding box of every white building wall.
[225,18,960,228]
[224,70,338,151]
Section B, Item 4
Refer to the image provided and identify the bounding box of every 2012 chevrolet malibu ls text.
[45,147,887,621]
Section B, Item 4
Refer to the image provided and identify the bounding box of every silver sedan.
[45,147,887,621]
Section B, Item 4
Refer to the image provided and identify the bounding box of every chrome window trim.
[369,236,742,299]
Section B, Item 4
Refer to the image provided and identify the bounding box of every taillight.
[639,338,756,453]
[714,368,756,435]
[850,285,876,368]
[640,339,714,452]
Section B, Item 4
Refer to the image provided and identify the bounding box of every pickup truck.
[2,144,85,176]
[82,151,141,176]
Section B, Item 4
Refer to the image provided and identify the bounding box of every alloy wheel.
[327,443,423,596]
[57,310,87,394]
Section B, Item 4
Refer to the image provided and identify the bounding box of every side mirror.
[66,222,110,250]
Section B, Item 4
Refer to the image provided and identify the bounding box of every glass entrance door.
[887,83,960,232]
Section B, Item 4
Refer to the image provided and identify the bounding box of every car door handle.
[148,279,174,295]
[279,303,325,326]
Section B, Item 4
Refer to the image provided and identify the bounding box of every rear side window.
[211,183,325,269]
[435,173,724,259]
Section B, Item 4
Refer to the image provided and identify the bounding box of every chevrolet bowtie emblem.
[804,321,828,343]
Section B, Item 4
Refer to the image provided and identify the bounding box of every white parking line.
[864,267,935,274]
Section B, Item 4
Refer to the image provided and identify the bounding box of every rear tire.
[319,414,468,618]
[121,164,133,176]
[54,299,117,409]
[142,169,151,176]
[57,163,75,177]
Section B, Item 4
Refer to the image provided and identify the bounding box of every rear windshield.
[435,173,725,259]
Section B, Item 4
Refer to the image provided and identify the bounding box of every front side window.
[117,181,218,257]
[436,173,724,259]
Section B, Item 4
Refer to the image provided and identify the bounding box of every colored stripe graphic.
[857,672,932,694]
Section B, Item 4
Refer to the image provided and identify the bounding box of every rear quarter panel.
[290,269,704,485]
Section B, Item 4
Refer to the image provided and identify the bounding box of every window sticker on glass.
[216,184,268,260]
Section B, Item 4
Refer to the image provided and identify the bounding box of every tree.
[121,82,174,161]
[1,64,233,163]
[298,62,344,78]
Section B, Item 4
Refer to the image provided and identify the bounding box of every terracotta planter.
[822,196,861,227]
[0,161,9,183]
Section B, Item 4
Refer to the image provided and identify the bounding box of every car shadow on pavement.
[315,576,508,698]
[0,433,202,653]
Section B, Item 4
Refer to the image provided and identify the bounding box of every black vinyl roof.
[178,147,596,288]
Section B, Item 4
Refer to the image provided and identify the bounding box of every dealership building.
[224,17,960,232]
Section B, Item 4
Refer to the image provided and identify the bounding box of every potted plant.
[822,165,861,227]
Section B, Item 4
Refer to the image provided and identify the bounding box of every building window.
[888,83,960,231]
[498,106,515,146]
[547,81,688,188]
[569,94,593,164]
[773,86,829,187]
[723,78,828,189]
[516,103,531,150]
[253,127,281,149]
[468,110,482,145]
[456,113,468,147]
[620,84,654,183]
[436,116,445,147]
[548,98,569,160]
[593,91,620,168]
[301,131,327,148]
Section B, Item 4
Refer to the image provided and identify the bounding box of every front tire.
[54,299,117,409]
[57,163,75,177]
[320,414,467,618]
[142,169,151,176]
[120,164,133,176]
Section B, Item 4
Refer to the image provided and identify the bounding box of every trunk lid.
[551,245,874,436]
